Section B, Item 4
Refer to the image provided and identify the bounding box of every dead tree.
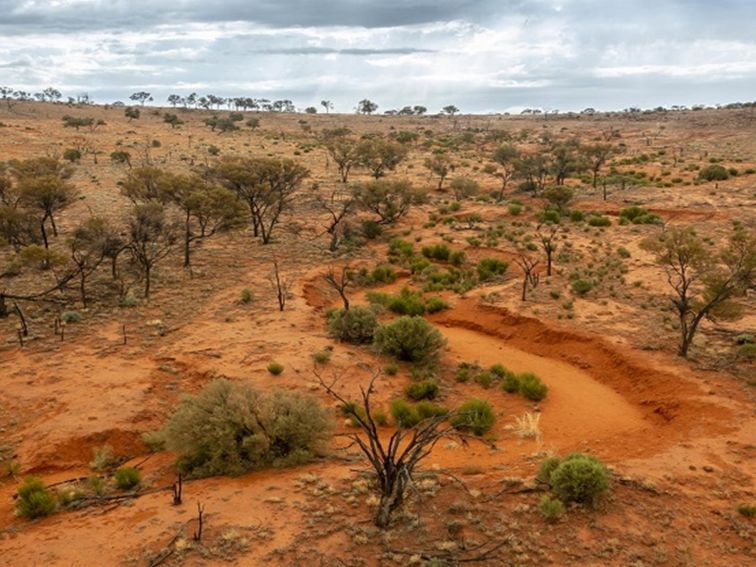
[318,370,460,528]
[323,265,352,311]
[193,502,205,541]
[316,188,355,252]
[172,474,182,505]
[536,223,561,276]
[269,257,293,312]
[515,254,540,301]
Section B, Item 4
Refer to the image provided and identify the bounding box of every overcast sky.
[1,0,755,113]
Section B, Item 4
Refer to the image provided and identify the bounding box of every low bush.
[518,372,548,401]
[477,258,509,282]
[239,288,253,304]
[153,379,333,477]
[90,445,118,471]
[416,400,450,420]
[422,243,452,262]
[587,215,611,227]
[16,477,57,519]
[425,296,450,314]
[737,504,756,518]
[619,206,661,225]
[361,220,383,239]
[312,350,331,364]
[61,311,82,324]
[698,164,729,181]
[538,495,565,522]
[327,306,378,344]
[405,379,439,401]
[451,399,495,436]
[267,362,284,375]
[113,467,141,490]
[542,453,609,505]
[571,279,593,296]
[390,399,421,428]
[373,316,446,364]
[502,372,521,393]
[508,203,523,216]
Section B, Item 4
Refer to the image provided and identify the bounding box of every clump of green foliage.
[16,477,58,519]
[373,316,447,364]
[698,164,729,181]
[538,495,565,522]
[113,467,141,490]
[451,399,495,435]
[619,206,661,225]
[267,362,284,375]
[327,306,378,344]
[405,380,439,401]
[476,258,509,282]
[539,453,609,505]
[150,379,333,478]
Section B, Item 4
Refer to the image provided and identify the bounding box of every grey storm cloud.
[0,0,755,112]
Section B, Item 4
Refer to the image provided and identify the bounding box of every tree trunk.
[40,217,49,249]
[0,294,7,318]
[521,275,528,301]
[374,473,405,528]
[49,212,58,237]
[144,264,151,298]
[79,273,87,307]
[546,250,552,276]
[183,213,192,268]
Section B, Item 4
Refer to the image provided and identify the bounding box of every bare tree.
[126,203,178,298]
[323,265,352,311]
[316,188,356,251]
[318,371,460,528]
[269,257,293,311]
[515,254,540,301]
[536,223,562,276]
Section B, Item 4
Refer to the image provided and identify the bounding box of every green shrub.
[61,311,82,323]
[739,343,756,360]
[518,372,548,401]
[312,350,331,364]
[361,220,383,239]
[698,164,729,181]
[267,362,284,375]
[416,400,450,420]
[569,210,585,222]
[538,495,565,522]
[370,264,397,284]
[63,148,82,162]
[90,445,118,471]
[239,288,253,304]
[474,370,494,389]
[327,306,378,344]
[502,372,520,393]
[587,215,611,227]
[390,399,421,428]
[571,279,593,296]
[477,258,509,282]
[154,379,332,477]
[422,243,452,262]
[737,504,756,518]
[425,296,449,314]
[373,316,446,364]
[406,380,439,401]
[619,206,661,225]
[384,362,399,376]
[508,203,523,216]
[16,477,57,519]
[617,246,631,258]
[113,467,141,490]
[451,399,495,436]
[537,456,562,483]
[388,238,414,259]
[545,453,609,505]
[387,287,427,316]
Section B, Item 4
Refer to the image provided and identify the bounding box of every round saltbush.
[373,316,446,364]
[154,379,333,478]
[698,164,729,181]
[451,398,495,436]
[113,467,141,490]
[548,453,609,504]
[16,477,57,519]
[328,306,378,344]
[518,372,548,401]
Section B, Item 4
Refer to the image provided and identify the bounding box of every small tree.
[643,226,755,357]
[124,107,140,121]
[515,254,540,301]
[126,202,178,298]
[357,99,378,115]
[442,105,459,116]
[325,138,359,183]
[424,154,454,190]
[353,179,423,225]
[17,172,78,248]
[449,176,480,201]
[69,216,118,306]
[536,223,561,276]
[129,91,152,106]
[356,138,408,179]
[321,100,334,113]
[583,143,617,188]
